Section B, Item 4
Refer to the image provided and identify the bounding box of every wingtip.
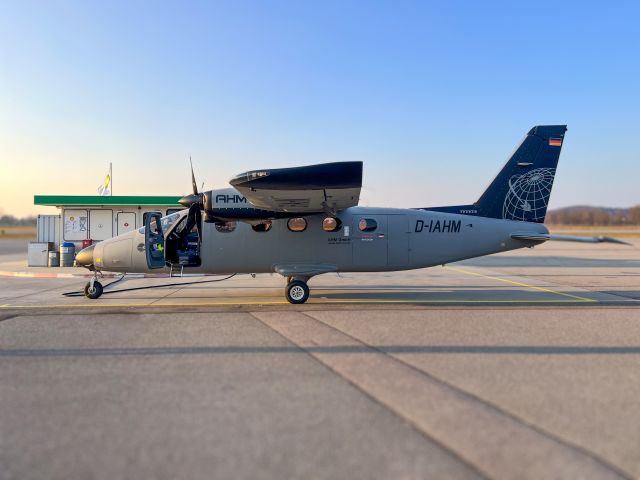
[597,236,633,246]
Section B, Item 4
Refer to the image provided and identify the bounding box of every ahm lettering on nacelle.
[215,194,247,204]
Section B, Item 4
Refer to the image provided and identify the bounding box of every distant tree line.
[0,215,37,226]
[546,206,640,225]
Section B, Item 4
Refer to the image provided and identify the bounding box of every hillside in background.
[546,205,640,225]
[0,215,36,226]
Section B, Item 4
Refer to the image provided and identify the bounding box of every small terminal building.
[33,195,184,252]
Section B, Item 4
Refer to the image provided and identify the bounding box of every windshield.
[138,212,183,234]
[160,212,182,231]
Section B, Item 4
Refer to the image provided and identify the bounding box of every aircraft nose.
[75,244,95,268]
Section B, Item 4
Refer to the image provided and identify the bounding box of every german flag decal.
[548,138,562,147]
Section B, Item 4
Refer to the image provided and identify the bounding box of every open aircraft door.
[145,212,165,269]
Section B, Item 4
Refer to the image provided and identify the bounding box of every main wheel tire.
[84,281,104,299]
[286,280,309,304]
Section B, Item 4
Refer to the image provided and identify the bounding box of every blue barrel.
[60,242,76,267]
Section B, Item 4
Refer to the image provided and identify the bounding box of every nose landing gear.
[84,274,104,299]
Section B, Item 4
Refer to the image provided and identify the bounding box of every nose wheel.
[84,279,104,299]
[285,280,309,304]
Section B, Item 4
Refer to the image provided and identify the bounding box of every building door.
[89,210,113,241]
[63,209,88,241]
[117,212,136,235]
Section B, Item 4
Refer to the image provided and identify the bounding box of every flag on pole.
[98,164,112,196]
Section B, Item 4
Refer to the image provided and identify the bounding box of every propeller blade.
[190,156,198,195]
[180,157,204,207]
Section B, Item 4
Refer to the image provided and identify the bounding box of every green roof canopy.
[34,195,183,206]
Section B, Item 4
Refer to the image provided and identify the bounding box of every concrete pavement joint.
[248,311,491,480]
[8,280,80,302]
[147,286,188,305]
[305,311,633,480]
[255,310,630,479]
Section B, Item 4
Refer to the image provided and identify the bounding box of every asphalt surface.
[0,238,30,256]
[1,239,639,479]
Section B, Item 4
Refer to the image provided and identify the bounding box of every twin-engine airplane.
[75,125,625,303]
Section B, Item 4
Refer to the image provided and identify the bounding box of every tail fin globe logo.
[502,168,556,222]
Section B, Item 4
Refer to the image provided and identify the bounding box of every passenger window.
[358,218,377,232]
[215,221,237,233]
[322,217,342,232]
[287,217,307,232]
[252,221,272,232]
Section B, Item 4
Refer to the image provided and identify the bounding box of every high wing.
[229,161,363,214]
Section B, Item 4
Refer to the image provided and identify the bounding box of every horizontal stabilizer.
[510,233,550,243]
[511,233,631,245]
[548,234,631,245]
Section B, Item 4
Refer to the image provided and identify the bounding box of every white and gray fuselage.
[92,206,546,277]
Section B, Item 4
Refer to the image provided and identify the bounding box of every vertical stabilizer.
[424,125,567,223]
[475,125,567,222]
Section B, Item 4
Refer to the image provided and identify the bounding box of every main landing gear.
[285,277,310,304]
[84,274,104,299]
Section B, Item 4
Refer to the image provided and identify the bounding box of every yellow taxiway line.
[443,266,596,302]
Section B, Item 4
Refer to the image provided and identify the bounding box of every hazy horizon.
[1,1,639,217]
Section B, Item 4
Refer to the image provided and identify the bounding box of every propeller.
[178,157,221,224]
[179,157,204,208]
[178,158,205,239]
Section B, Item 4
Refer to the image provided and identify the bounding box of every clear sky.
[1,0,639,217]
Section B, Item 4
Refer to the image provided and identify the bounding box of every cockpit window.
[138,212,182,234]
[161,212,181,231]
